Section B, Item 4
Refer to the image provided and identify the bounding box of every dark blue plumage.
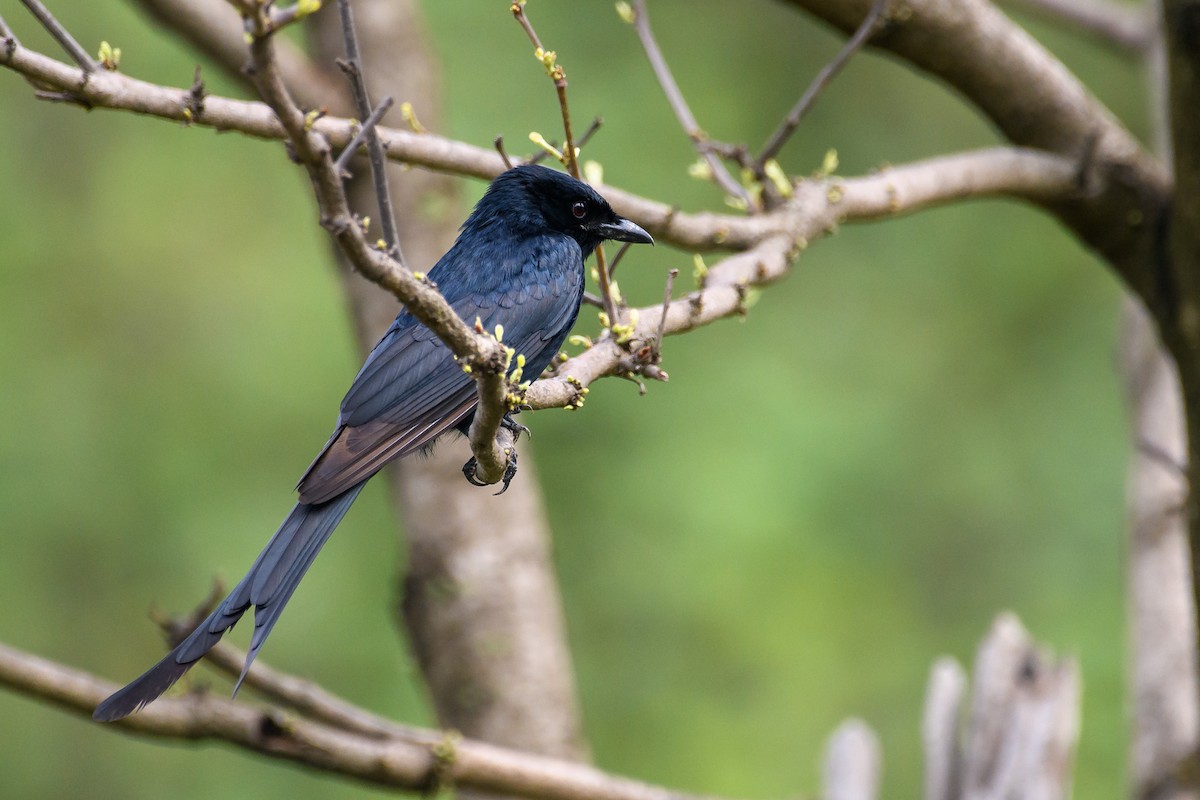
[93,165,651,722]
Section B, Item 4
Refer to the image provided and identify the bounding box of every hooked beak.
[593,217,654,245]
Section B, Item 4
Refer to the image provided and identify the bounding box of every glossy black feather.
[93,165,651,722]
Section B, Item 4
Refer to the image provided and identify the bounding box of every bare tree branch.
[158,614,427,740]
[334,0,402,262]
[1004,0,1153,52]
[510,2,580,180]
[0,39,768,251]
[0,641,729,800]
[131,0,345,109]
[528,147,1079,406]
[756,0,888,169]
[332,94,394,174]
[18,0,95,71]
[0,12,19,43]
[781,0,1168,305]
[627,0,751,205]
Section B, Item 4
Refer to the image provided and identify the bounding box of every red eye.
[571,201,587,219]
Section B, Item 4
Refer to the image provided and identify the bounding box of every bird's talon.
[500,413,531,441]
[462,457,489,487]
[462,449,518,492]
[493,449,519,495]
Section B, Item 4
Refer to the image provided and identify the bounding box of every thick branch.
[835,147,1079,218]
[781,0,1169,308]
[0,641,729,800]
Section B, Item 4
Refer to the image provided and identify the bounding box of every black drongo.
[93,164,652,721]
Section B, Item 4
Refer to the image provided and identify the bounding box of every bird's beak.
[594,217,654,245]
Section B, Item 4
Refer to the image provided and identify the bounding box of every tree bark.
[1121,298,1199,800]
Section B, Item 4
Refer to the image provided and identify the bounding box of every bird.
[93,164,653,722]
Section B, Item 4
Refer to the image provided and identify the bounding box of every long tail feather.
[92,484,364,722]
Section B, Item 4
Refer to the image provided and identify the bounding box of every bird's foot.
[501,412,531,441]
[461,447,519,495]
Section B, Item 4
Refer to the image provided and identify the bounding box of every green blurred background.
[0,0,1145,797]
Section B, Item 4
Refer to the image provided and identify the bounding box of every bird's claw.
[462,457,488,487]
[461,448,519,495]
[501,412,531,441]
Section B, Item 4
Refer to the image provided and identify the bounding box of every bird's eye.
[571,201,587,219]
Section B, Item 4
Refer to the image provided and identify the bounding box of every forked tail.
[92,483,365,722]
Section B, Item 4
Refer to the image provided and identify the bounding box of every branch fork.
[218,0,519,488]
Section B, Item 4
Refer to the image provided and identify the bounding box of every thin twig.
[159,613,428,742]
[0,13,19,44]
[581,291,605,309]
[554,84,580,178]
[18,0,95,71]
[594,244,619,323]
[334,95,395,175]
[511,6,618,323]
[34,89,90,107]
[511,2,580,177]
[527,118,603,166]
[629,0,749,205]
[494,135,514,169]
[576,116,604,151]
[756,0,886,169]
[656,268,679,348]
[607,242,633,278]
[336,0,404,264]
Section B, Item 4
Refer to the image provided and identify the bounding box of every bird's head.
[474,164,653,256]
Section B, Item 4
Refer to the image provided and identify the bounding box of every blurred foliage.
[0,0,1145,797]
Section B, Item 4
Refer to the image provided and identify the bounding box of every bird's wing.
[296,257,581,505]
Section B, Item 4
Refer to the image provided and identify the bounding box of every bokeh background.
[0,1,1147,797]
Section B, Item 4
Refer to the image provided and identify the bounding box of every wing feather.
[297,243,583,505]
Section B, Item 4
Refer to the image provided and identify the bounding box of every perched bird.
[93,165,652,721]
